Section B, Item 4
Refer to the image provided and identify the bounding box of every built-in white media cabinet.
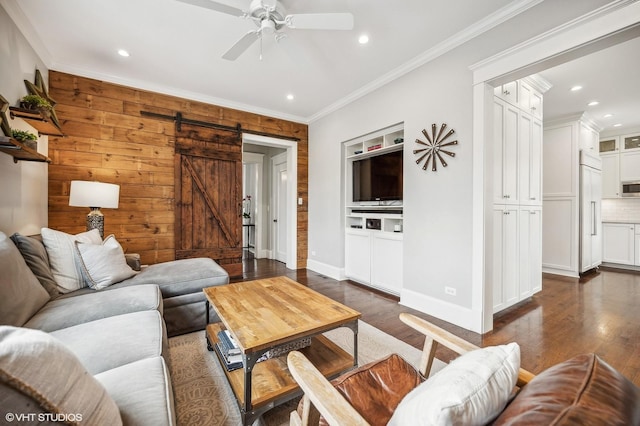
[343,123,404,295]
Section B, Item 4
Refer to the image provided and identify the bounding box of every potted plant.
[12,129,38,150]
[19,94,52,112]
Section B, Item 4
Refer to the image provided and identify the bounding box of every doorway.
[272,152,288,263]
[242,134,298,270]
[471,4,640,333]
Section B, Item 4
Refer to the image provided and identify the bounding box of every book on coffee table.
[214,341,243,371]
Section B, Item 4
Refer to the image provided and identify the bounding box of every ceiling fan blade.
[222,31,260,60]
[175,0,245,17]
[285,13,354,30]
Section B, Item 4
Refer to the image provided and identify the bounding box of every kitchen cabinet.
[493,205,519,313]
[602,223,635,265]
[636,225,640,266]
[518,80,543,119]
[519,206,542,299]
[620,150,640,182]
[579,155,602,273]
[494,81,518,106]
[493,99,520,204]
[543,114,602,277]
[601,152,620,198]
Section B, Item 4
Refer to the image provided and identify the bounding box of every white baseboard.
[542,266,579,278]
[305,259,345,281]
[400,288,484,334]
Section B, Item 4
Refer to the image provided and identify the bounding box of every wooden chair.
[287,313,535,426]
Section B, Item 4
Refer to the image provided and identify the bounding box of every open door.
[175,124,243,277]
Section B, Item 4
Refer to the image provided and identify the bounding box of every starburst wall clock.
[414,123,458,171]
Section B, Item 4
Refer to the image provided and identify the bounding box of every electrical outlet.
[311,250,317,256]
[445,286,456,296]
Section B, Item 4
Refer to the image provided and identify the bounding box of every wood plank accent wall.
[47,71,308,268]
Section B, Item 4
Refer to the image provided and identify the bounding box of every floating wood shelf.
[0,135,51,163]
[9,106,64,136]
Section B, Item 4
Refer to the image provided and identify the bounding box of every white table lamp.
[69,180,120,238]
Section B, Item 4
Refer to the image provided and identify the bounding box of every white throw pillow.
[41,228,103,293]
[0,326,122,425]
[75,234,137,290]
[388,343,520,426]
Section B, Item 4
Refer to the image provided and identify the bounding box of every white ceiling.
[538,36,640,134]
[3,0,639,129]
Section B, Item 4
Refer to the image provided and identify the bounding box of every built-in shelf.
[9,106,64,136]
[0,135,50,163]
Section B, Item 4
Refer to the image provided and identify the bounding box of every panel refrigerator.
[579,150,602,273]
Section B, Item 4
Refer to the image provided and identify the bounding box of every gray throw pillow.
[0,232,50,326]
[0,326,123,425]
[10,233,60,298]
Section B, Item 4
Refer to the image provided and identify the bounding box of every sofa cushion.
[388,343,520,426]
[95,356,175,426]
[41,227,102,293]
[493,353,640,425]
[0,326,122,425]
[123,257,229,297]
[10,233,60,298]
[24,284,162,332]
[50,310,167,375]
[75,234,137,290]
[0,232,50,326]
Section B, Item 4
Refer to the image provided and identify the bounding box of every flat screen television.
[352,150,403,202]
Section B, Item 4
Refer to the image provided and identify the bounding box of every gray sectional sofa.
[0,230,230,425]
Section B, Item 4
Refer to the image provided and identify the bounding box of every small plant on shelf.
[19,94,52,111]
[11,129,38,150]
[11,129,37,142]
[242,195,252,221]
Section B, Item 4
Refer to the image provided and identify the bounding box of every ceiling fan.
[176,0,354,60]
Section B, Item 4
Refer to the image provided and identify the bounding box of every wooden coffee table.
[203,276,361,425]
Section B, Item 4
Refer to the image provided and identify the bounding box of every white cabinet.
[579,122,599,153]
[344,123,404,295]
[494,81,518,105]
[519,206,542,299]
[602,223,635,265]
[493,205,519,313]
[494,98,543,205]
[601,153,620,198]
[519,81,543,119]
[371,233,403,294]
[636,225,640,266]
[579,159,602,273]
[620,151,640,182]
[345,228,403,295]
[519,113,543,204]
[345,230,371,284]
[493,99,520,204]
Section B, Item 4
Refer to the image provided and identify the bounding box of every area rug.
[168,321,444,425]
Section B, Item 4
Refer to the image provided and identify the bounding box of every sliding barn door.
[175,124,242,277]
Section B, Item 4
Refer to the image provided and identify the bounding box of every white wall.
[307,0,615,332]
[0,5,48,235]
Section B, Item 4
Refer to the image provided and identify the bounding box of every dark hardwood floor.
[234,252,640,385]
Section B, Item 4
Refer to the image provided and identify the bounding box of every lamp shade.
[69,181,120,208]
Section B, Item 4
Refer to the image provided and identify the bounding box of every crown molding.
[50,61,309,124]
[1,0,53,66]
[308,0,543,123]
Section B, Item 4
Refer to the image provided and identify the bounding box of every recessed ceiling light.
[570,85,582,91]
[358,34,369,44]
[588,101,599,106]
[613,123,622,127]
[603,114,613,118]
[117,49,130,57]
[286,94,294,101]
